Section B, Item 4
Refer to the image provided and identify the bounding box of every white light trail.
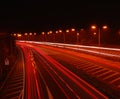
[17,41,120,59]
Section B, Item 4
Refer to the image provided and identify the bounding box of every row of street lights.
[41,25,108,46]
[41,28,78,43]
[13,25,109,46]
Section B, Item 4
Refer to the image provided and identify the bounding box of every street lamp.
[59,30,62,33]
[71,28,75,32]
[42,32,47,41]
[66,29,69,33]
[77,33,79,44]
[34,32,37,35]
[62,29,68,43]
[91,25,108,47]
[56,31,58,33]
[17,34,22,37]
[29,32,32,35]
[24,33,28,36]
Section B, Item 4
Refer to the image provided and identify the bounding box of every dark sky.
[0,1,120,32]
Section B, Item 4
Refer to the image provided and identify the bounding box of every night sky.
[0,1,120,32]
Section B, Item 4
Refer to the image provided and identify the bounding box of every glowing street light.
[29,33,32,35]
[49,31,52,34]
[59,30,62,33]
[34,32,37,35]
[42,32,45,35]
[17,34,22,37]
[14,33,17,36]
[47,32,50,35]
[41,32,47,41]
[24,33,28,35]
[93,32,97,36]
[56,31,58,33]
[91,26,96,29]
[71,28,75,32]
[66,29,69,32]
[103,26,108,29]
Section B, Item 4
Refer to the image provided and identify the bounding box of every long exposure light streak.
[17,41,120,59]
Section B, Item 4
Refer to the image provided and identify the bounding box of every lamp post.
[77,32,79,44]
[42,32,46,41]
[91,25,108,47]
[98,28,101,46]
[64,29,69,43]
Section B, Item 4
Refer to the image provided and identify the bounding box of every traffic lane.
[18,44,42,99]
[33,50,91,99]
[52,43,120,61]
[32,50,71,99]
[64,46,120,62]
[17,42,109,98]
[36,44,120,71]
[64,44,120,56]
[34,44,120,98]
[51,53,120,98]
[19,43,72,99]
[31,46,108,99]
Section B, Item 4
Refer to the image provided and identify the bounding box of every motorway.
[16,41,120,99]
[1,41,120,99]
